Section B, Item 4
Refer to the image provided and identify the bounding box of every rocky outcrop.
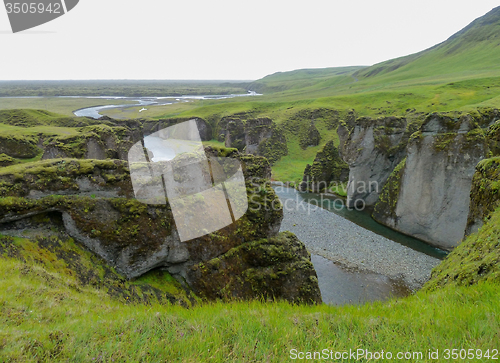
[373,113,489,250]
[143,117,213,141]
[464,157,500,236]
[299,140,349,192]
[0,151,321,303]
[220,116,288,165]
[300,121,321,149]
[486,118,500,156]
[41,124,141,161]
[224,118,246,150]
[338,115,415,207]
[187,232,322,304]
[289,108,341,130]
[0,135,41,159]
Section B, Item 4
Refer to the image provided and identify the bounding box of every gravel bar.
[274,187,441,290]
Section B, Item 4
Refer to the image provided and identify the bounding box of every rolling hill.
[242,5,500,109]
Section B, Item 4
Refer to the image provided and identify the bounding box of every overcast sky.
[0,1,498,80]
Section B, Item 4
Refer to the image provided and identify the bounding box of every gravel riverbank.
[274,187,441,291]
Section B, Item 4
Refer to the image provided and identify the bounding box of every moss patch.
[372,158,407,223]
[424,205,500,291]
[466,157,500,234]
[187,232,321,304]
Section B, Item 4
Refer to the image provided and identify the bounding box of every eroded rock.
[338,115,414,207]
[465,157,500,236]
[299,140,349,192]
[187,232,322,304]
[373,113,488,250]
[219,116,288,165]
[0,151,320,303]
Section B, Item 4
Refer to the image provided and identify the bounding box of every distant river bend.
[73,92,261,119]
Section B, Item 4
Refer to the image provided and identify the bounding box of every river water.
[73,92,261,119]
[273,185,445,305]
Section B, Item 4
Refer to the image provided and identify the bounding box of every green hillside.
[248,66,366,94]
[354,5,500,83]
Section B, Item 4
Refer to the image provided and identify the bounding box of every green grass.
[101,101,201,120]
[0,123,80,138]
[201,139,226,148]
[3,199,500,361]
[0,98,137,117]
[2,181,500,362]
[1,248,499,362]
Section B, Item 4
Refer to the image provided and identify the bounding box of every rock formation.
[0,149,321,303]
[372,113,489,250]
[465,157,500,236]
[299,140,349,192]
[338,115,414,207]
[300,121,321,149]
[219,116,288,165]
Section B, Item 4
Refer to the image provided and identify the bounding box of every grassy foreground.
[1,250,499,362]
[1,210,500,362]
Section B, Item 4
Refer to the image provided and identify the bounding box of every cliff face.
[338,115,414,207]
[299,140,349,193]
[42,124,142,161]
[465,157,500,236]
[219,117,288,165]
[0,149,321,303]
[373,113,489,250]
[0,116,212,164]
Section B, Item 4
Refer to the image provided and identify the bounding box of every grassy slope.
[1,231,499,361]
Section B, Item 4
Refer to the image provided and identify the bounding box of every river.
[273,185,444,305]
[73,92,261,119]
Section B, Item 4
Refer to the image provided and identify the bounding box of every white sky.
[0,0,498,80]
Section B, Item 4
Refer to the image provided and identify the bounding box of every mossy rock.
[372,158,407,223]
[486,119,500,156]
[465,157,500,236]
[41,124,139,161]
[256,123,288,165]
[300,121,321,149]
[299,140,349,193]
[187,232,322,304]
[0,158,133,198]
[0,152,286,296]
[0,232,191,306]
[0,135,41,159]
[424,205,500,291]
[0,153,17,167]
[142,117,213,141]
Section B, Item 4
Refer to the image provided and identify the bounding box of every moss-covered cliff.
[299,140,349,193]
[372,111,491,250]
[465,157,500,236]
[0,148,320,303]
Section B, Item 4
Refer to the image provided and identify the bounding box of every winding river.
[73,92,261,119]
[273,185,445,305]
